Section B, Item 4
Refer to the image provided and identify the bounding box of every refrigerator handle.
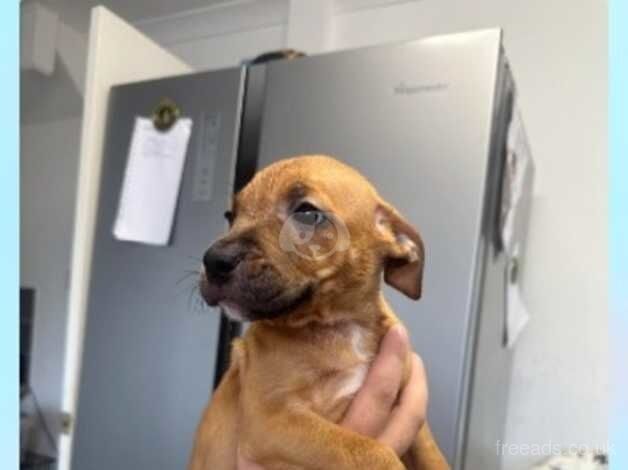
[214,52,307,389]
[213,64,268,389]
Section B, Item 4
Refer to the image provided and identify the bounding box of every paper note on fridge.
[500,101,532,255]
[113,116,192,246]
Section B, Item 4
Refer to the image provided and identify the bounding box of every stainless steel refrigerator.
[72,28,534,470]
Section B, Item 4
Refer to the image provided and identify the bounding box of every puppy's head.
[199,155,424,324]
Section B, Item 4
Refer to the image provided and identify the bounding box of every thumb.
[341,324,409,436]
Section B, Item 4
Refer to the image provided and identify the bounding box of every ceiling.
[103,0,238,22]
[23,0,242,33]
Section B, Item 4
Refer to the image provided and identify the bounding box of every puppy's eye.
[292,202,327,226]
[224,210,234,224]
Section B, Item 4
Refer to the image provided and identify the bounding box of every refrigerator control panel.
[192,112,222,202]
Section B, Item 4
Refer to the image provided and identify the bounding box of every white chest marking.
[334,364,368,400]
[219,301,247,322]
[333,326,371,400]
[350,325,370,361]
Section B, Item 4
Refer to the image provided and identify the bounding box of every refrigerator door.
[72,69,244,470]
[255,29,502,465]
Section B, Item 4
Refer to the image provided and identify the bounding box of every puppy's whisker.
[193,285,210,314]
[186,283,199,313]
[176,271,199,286]
[181,282,209,315]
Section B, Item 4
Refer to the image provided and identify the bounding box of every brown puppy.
[190,155,449,470]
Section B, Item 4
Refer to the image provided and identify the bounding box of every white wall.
[137,1,608,469]
[20,0,92,451]
[170,26,285,70]
[134,0,289,70]
[20,117,82,446]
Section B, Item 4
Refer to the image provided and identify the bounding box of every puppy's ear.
[375,202,425,299]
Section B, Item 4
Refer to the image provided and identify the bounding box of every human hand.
[340,324,428,456]
[237,324,428,469]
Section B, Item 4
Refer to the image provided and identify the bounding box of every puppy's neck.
[263,288,395,332]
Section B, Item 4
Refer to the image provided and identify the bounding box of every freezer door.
[255,29,502,465]
[72,69,244,470]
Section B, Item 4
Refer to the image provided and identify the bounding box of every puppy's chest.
[241,323,381,422]
[302,325,378,419]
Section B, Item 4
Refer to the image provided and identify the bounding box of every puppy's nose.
[203,243,240,282]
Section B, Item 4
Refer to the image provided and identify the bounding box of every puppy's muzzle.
[200,236,313,320]
[203,240,242,283]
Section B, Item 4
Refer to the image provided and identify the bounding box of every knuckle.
[412,353,425,375]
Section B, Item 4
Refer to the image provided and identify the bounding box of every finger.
[378,353,428,456]
[341,324,409,436]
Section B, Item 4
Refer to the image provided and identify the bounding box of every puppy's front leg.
[403,423,450,470]
[242,409,405,470]
[188,365,240,470]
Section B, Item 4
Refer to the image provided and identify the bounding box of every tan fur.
[190,155,449,470]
